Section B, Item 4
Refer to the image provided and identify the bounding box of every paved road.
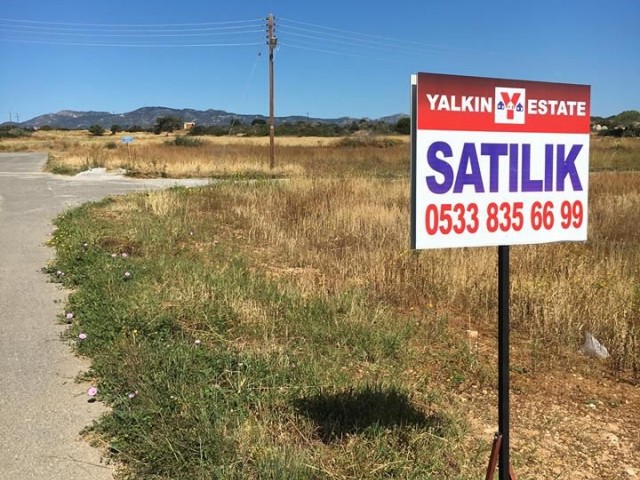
[0,153,209,480]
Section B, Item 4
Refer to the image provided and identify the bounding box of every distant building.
[183,122,196,130]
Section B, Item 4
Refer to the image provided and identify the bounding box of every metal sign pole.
[410,75,417,249]
[498,245,510,479]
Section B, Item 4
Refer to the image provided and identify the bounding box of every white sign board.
[411,73,591,249]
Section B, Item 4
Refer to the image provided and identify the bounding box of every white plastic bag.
[581,332,609,359]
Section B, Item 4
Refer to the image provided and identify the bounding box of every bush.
[395,117,411,135]
[88,124,105,136]
[336,137,403,148]
[154,116,183,134]
[167,136,203,147]
[0,126,33,138]
[189,125,228,136]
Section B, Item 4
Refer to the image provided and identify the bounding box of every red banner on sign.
[417,73,590,134]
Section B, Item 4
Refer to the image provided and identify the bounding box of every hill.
[591,110,640,137]
[591,109,640,127]
[14,107,379,130]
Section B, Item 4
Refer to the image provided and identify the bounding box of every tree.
[251,118,267,126]
[110,124,123,135]
[394,117,411,135]
[154,116,183,134]
[88,124,105,136]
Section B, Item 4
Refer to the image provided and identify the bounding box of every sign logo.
[495,87,526,124]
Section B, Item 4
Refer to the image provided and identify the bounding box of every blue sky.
[1,0,638,122]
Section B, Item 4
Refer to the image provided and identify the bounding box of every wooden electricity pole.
[267,13,277,169]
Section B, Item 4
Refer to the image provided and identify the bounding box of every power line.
[227,49,264,139]
[0,22,264,34]
[279,22,424,51]
[279,35,498,63]
[279,16,510,58]
[0,37,264,48]
[279,28,428,55]
[0,27,264,39]
[0,17,265,47]
[279,42,414,65]
[0,17,263,28]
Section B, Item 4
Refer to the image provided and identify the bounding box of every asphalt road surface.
[0,153,209,480]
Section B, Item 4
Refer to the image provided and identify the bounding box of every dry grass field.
[20,129,640,478]
[2,129,408,178]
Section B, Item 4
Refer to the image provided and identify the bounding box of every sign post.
[497,244,510,479]
[410,72,590,478]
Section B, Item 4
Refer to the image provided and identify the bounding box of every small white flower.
[121,252,129,258]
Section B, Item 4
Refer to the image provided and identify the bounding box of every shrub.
[395,117,411,135]
[167,136,203,147]
[0,126,33,138]
[88,124,105,136]
[154,116,183,134]
[336,136,403,148]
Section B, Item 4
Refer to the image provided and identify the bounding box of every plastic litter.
[581,331,609,359]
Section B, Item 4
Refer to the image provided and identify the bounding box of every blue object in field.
[121,136,134,144]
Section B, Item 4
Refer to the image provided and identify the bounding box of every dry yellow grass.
[590,136,640,170]
[42,129,640,478]
[2,129,409,178]
[4,129,638,375]
[190,172,640,378]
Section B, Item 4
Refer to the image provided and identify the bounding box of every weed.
[48,187,480,478]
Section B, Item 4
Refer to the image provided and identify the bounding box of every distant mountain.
[378,113,409,124]
[16,107,402,130]
[591,110,640,127]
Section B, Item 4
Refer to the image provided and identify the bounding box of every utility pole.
[15,113,20,124]
[267,13,277,169]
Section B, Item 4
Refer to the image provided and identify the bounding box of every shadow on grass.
[293,385,447,443]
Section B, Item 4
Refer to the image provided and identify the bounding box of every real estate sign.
[411,73,591,249]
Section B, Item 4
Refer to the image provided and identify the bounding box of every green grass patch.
[47,187,484,479]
